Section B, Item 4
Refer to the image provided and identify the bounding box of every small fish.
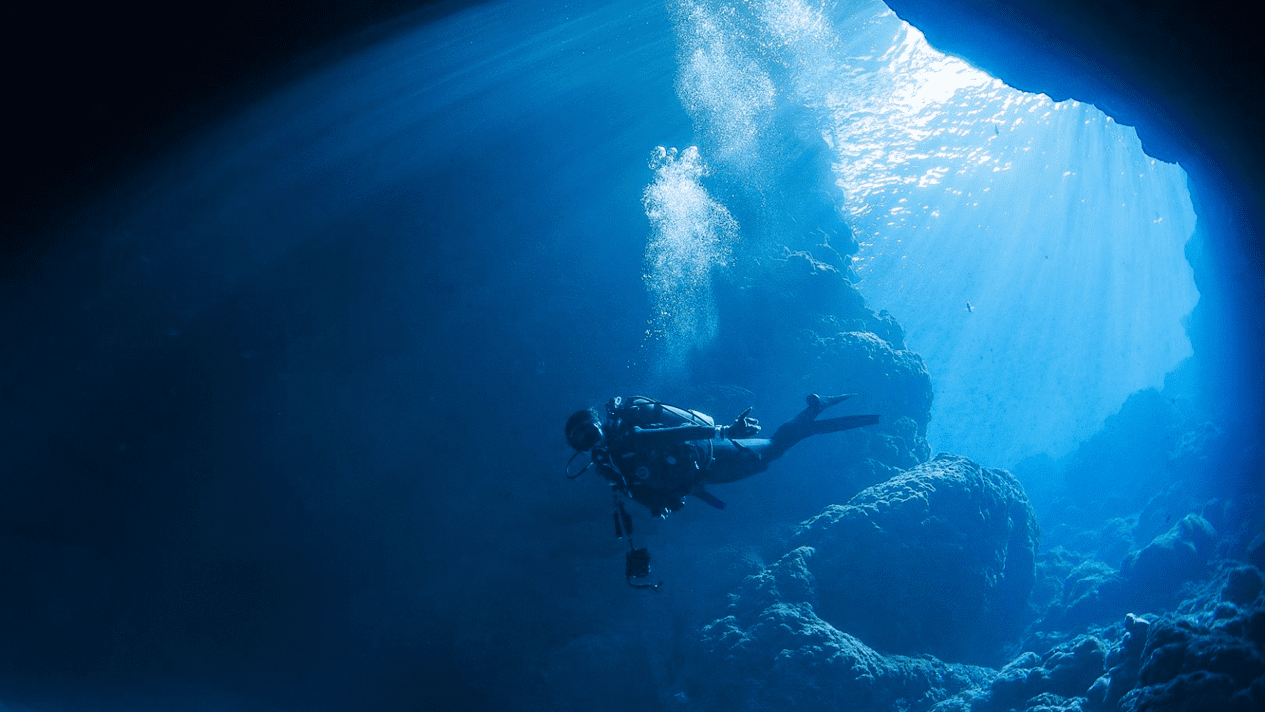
[966,302,974,313]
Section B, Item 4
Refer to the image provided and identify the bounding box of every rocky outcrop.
[682,454,1038,706]
[788,453,1038,664]
[646,478,1260,712]
[1121,514,1217,599]
[676,594,990,712]
[931,634,1108,712]
[924,564,1265,712]
[1111,606,1265,711]
[1035,514,1224,632]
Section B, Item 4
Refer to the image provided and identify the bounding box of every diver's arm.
[631,406,763,446]
[630,424,719,448]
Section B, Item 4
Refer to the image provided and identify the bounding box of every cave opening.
[661,0,1203,469]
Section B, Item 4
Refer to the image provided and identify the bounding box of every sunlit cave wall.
[818,28,1198,468]
[651,0,1200,469]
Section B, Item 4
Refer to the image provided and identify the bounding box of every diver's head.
[565,408,603,451]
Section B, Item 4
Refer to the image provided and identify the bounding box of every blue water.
[0,0,1258,710]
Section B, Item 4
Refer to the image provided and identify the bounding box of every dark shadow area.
[2,0,490,249]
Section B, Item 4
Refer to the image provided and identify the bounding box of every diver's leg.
[768,410,814,459]
[769,394,871,459]
[703,438,773,483]
[703,397,879,483]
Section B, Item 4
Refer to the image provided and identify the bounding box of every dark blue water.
[1,1,1260,710]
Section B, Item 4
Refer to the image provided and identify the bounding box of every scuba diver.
[564,393,880,588]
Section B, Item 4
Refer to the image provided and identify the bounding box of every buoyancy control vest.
[592,396,717,516]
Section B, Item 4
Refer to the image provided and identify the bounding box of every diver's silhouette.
[566,393,880,514]
[565,394,879,588]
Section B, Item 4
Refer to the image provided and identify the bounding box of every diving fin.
[807,393,857,415]
[812,413,881,433]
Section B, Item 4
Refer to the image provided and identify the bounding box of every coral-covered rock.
[673,454,1039,709]
[1026,511,1243,637]
[930,633,1110,712]
[1121,514,1217,600]
[1087,613,1151,709]
[700,454,1036,665]
[1059,561,1128,625]
[1115,606,1265,712]
[1222,566,1265,607]
[789,453,1038,663]
[680,584,989,712]
[1245,533,1265,571]
[1062,602,1265,712]
[985,635,1107,708]
[1066,518,1136,565]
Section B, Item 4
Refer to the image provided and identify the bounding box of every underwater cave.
[1,0,1261,710]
